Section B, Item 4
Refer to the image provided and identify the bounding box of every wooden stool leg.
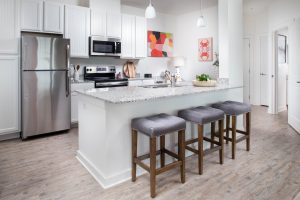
[150,137,157,198]
[219,119,224,164]
[160,135,165,167]
[232,116,237,159]
[226,115,230,144]
[178,130,186,183]
[198,124,204,175]
[210,122,215,149]
[246,112,251,151]
[132,129,138,182]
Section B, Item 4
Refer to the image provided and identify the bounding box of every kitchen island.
[76,82,243,189]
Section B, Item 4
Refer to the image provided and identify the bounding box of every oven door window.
[93,41,115,54]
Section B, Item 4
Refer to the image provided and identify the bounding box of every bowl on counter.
[192,80,217,87]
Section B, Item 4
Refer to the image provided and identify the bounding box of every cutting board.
[123,61,136,78]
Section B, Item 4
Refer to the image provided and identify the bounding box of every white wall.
[174,6,219,80]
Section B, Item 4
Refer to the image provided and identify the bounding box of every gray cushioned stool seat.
[212,101,251,116]
[132,113,186,138]
[178,106,225,125]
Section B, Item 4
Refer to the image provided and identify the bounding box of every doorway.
[274,28,289,113]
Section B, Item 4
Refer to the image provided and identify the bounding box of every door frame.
[269,26,289,114]
[243,36,254,104]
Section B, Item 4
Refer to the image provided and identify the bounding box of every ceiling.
[243,0,274,14]
[121,0,218,15]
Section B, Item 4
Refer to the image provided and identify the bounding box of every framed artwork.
[198,37,213,62]
[148,31,173,57]
[278,34,287,64]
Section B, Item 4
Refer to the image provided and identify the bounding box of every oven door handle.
[95,81,128,88]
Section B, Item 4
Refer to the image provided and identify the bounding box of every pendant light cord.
[200,0,203,16]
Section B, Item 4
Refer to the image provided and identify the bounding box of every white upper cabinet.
[0,0,19,54]
[21,0,43,32]
[91,10,106,37]
[43,1,64,33]
[106,13,122,39]
[121,14,135,58]
[135,16,147,58]
[0,56,20,134]
[65,5,90,58]
[21,0,64,34]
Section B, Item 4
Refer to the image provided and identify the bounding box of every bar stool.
[178,106,224,175]
[131,113,186,198]
[212,101,251,159]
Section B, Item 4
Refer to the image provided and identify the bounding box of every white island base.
[76,85,243,189]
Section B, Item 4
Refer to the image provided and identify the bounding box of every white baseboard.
[0,132,20,141]
[76,149,196,189]
[288,115,300,134]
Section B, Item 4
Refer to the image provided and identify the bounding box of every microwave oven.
[90,36,121,57]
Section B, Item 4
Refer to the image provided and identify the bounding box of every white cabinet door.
[135,16,147,58]
[0,0,19,54]
[21,0,43,32]
[65,5,90,58]
[288,19,300,134]
[71,83,94,123]
[91,9,106,37]
[0,56,19,134]
[121,14,135,58]
[43,1,64,33]
[107,13,121,39]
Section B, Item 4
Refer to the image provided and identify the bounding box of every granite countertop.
[76,82,242,104]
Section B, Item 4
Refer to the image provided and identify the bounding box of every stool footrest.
[162,149,179,160]
[203,137,221,146]
[156,161,182,175]
[138,150,161,161]
[224,128,248,135]
[134,158,150,172]
[185,145,222,156]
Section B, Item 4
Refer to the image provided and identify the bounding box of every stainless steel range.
[84,66,128,88]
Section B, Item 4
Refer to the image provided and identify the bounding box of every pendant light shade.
[197,0,206,27]
[197,16,206,27]
[145,0,156,19]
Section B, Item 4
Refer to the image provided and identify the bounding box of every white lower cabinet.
[65,5,90,58]
[0,56,20,135]
[71,82,94,123]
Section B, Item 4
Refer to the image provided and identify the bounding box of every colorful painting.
[148,31,173,57]
[198,37,213,62]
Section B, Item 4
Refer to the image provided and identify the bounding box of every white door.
[243,38,250,103]
[106,13,121,39]
[21,0,43,32]
[43,1,64,33]
[0,0,19,54]
[135,16,147,58]
[288,19,300,133]
[90,9,106,37]
[121,14,135,58]
[0,56,20,134]
[260,35,269,106]
[64,5,90,58]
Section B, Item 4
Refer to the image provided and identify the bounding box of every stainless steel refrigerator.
[21,33,71,139]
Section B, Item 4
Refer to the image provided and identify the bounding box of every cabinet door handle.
[297,81,300,84]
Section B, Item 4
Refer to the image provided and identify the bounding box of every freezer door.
[22,35,70,71]
[22,71,71,138]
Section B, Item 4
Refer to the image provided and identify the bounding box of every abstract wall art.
[148,31,173,57]
[198,37,213,62]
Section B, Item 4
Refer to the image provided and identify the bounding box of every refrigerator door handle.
[66,71,70,97]
[66,44,70,97]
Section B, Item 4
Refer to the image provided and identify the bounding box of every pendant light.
[145,0,156,19]
[197,0,206,27]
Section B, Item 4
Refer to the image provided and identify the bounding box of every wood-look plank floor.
[0,106,300,200]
